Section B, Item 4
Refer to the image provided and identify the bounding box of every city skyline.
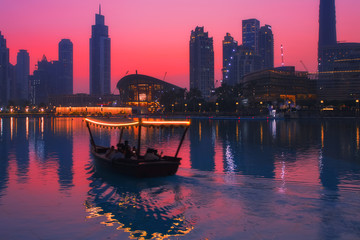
[1,0,360,93]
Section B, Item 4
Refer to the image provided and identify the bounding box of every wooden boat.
[85,117,190,178]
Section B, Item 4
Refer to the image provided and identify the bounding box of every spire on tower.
[99,4,101,15]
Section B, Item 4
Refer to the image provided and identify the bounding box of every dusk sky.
[1,0,360,93]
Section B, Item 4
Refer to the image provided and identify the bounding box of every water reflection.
[0,117,360,239]
[85,162,193,239]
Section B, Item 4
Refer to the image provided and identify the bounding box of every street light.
[184,103,187,113]
[198,103,202,113]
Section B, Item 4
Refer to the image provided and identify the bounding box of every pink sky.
[1,0,360,93]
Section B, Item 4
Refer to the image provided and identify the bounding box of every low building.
[49,93,120,107]
[317,58,360,102]
[242,67,316,105]
[55,106,132,115]
[116,74,183,108]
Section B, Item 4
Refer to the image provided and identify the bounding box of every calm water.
[0,117,360,240]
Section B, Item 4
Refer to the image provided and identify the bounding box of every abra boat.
[85,117,190,178]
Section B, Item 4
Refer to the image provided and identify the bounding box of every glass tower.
[90,5,111,95]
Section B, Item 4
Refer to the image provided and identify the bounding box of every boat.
[85,117,190,178]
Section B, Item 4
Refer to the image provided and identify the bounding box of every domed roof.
[116,74,182,91]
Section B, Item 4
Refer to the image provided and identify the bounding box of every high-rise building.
[16,50,30,102]
[242,19,260,53]
[222,33,238,86]
[318,0,337,71]
[59,39,73,95]
[190,26,214,99]
[0,31,10,106]
[258,25,274,69]
[90,5,111,95]
[235,45,262,83]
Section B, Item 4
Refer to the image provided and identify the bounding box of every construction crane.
[300,60,309,72]
[281,44,285,67]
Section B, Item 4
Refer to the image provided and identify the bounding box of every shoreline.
[1,113,359,120]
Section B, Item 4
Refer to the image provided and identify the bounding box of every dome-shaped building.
[117,74,183,109]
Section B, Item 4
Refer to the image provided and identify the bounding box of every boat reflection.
[85,161,194,239]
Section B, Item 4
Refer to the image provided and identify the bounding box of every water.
[0,117,360,239]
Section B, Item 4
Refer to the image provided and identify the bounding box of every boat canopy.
[85,117,190,129]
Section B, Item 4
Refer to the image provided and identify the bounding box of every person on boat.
[124,140,132,158]
[105,146,115,158]
[144,148,160,160]
[111,150,125,160]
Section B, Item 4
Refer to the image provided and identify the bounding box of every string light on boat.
[85,118,139,128]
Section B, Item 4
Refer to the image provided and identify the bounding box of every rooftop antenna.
[99,4,101,15]
[163,72,167,81]
[281,44,285,67]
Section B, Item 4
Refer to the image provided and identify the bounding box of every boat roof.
[85,117,190,128]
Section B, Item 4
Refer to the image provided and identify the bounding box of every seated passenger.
[144,148,160,160]
[111,151,125,160]
[105,146,115,158]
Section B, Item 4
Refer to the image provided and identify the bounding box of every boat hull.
[91,146,181,178]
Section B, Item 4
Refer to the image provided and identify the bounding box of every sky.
[1,0,360,93]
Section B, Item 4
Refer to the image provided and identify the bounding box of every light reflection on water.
[0,117,360,239]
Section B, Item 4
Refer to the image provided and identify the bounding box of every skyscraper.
[190,26,214,99]
[258,25,274,69]
[90,5,111,95]
[59,39,73,95]
[16,50,30,102]
[242,19,260,53]
[0,31,10,106]
[318,0,337,71]
[222,33,238,86]
[319,0,337,50]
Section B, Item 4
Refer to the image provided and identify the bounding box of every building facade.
[59,39,73,95]
[90,6,111,96]
[16,50,30,102]
[317,57,360,101]
[234,45,262,84]
[222,33,238,86]
[318,0,337,71]
[243,67,316,105]
[0,31,10,106]
[242,19,260,54]
[190,26,214,99]
[117,74,182,105]
[258,25,274,69]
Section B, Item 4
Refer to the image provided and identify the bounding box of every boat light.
[85,118,139,127]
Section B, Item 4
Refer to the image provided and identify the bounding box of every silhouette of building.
[242,67,316,105]
[30,55,63,105]
[222,19,273,85]
[317,55,360,101]
[190,26,214,99]
[242,19,260,53]
[234,45,262,83]
[59,39,73,95]
[15,50,30,102]
[117,73,182,107]
[0,31,10,106]
[318,0,337,71]
[258,25,274,69]
[90,5,111,96]
[222,33,238,86]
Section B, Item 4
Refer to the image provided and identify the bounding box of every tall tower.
[258,25,274,69]
[90,5,111,95]
[222,33,238,86]
[0,31,10,106]
[190,26,214,99]
[242,19,260,53]
[16,50,30,101]
[59,39,73,95]
[318,0,337,70]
